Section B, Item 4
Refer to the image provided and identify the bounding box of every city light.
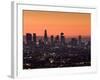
[23,29,91,69]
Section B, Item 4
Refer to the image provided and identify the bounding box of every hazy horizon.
[23,10,91,37]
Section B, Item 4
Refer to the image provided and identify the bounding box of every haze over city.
[23,10,91,37]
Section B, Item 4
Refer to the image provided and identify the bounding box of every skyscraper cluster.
[24,29,67,48]
[23,29,91,69]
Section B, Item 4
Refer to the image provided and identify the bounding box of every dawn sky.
[23,10,91,37]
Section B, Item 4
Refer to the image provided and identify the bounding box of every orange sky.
[23,10,91,37]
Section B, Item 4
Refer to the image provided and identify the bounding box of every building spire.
[44,29,48,44]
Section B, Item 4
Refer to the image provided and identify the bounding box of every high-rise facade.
[44,29,48,44]
[51,35,54,46]
[33,33,37,46]
[60,32,65,45]
[26,33,32,45]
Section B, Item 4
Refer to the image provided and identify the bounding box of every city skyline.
[23,10,91,69]
[23,10,91,37]
[23,29,90,39]
[23,29,91,69]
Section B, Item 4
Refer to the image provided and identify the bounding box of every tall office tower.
[26,33,32,45]
[78,35,82,45]
[51,35,54,46]
[55,35,59,42]
[71,38,77,46]
[55,35,60,46]
[60,32,65,45]
[33,33,37,46]
[44,29,48,44]
[38,39,43,48]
